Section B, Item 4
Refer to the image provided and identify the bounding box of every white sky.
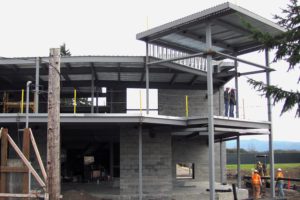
[0,0,299,141]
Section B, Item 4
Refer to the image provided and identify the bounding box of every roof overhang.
[136,2,285,56]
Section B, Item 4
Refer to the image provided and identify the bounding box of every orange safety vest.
[252,173,261,185]
[276,171,284,179]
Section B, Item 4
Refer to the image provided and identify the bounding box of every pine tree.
[60,43,71,56]
[245,0,300,117]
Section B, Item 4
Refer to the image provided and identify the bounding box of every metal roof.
[0,56,235,94]
[136,2,285,56]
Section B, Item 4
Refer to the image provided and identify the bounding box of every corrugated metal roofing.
[136,2,285,56]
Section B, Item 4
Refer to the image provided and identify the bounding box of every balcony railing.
[148,44,207,71]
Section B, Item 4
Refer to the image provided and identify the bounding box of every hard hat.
[254,169,258,173]
[277,168,282,171]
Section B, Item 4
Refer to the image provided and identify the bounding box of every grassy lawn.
[227,163,300,171]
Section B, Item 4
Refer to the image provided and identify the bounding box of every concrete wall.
[120,126,172,198]
[172,137,222,184]
[158,89,223,117]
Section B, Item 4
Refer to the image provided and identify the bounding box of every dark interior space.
[61,126,120,184]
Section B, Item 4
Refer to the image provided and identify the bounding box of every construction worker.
[252,169,262,199]
[276,168,285,198]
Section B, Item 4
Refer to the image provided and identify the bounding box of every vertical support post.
[145,42,149,114]
[91,71,95,113]
[139,90,142,114]
[22,128,30,198]
[26,81,32,128]
[73,89,77,114]
[206,23,215,200]
[0,128,8,199]
[266,48,275,198]
[109,142,114,179]
[96,88,99,113]
[220,140,225,184]
[185,95,189,117]
[21,89,25,113]
[234,53,239,118]
[138,124,143,200]
[237,136,241,188]
[34,57,40,113]
[47,48,61,200]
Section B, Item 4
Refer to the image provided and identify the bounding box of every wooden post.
[0,128,8,200]
[47,48,61,200]
[22,128,30,199]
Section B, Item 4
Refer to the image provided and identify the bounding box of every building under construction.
[0,3,284,200]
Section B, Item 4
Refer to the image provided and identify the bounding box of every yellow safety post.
[21,89,24,113]
[74,89,77,114]
[139,90,142,114]
[185,95,189,117]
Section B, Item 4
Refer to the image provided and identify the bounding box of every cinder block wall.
[120,126,172,197]
[172,137,222,183]
[158,89,223,117]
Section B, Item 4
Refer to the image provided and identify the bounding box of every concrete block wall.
[172,137,222,184]
[120,126,172,198]
[158,89,224,117]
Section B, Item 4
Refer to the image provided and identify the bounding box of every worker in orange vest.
[252,169,262,199]
[276,168,285,198]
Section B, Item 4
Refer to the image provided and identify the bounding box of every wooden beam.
[22,128,30,198]
[0,128,8,199]
[29,129,47,181]
[6,134,46,189]
[0,166,27,173]
[0,193,46,198]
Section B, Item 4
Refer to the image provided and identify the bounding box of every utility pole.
[47,48,61,200]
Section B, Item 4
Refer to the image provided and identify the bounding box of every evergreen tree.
[245,0,300,117]
[60,43,71,56]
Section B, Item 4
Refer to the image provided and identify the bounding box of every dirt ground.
[62,190,102,200]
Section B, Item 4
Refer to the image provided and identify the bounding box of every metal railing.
[148,44,208,71]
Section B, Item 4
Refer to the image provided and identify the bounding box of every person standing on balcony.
[229,89,236,117]
[224,87,230,117]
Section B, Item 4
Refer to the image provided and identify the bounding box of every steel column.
[146,42,149,114]
[26,81,32,128]
[206,23,215,200]
[109,142,114,178]
[34,57,40,113]
[91,72,95,113]
[96,88,99,113]
[234,54,239,118]
[266,49,275,198]
[220,140,225,184]
[237,136,241,188]
[138,124,143,200]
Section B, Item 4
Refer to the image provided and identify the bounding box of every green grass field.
[227,163,300,171]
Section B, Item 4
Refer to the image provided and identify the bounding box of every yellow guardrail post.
[185,95,189,117]
[21,89,24,113]
[74,89,77,114]
[139,90,142,114]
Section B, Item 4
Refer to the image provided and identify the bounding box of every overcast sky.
[0,0,299,141]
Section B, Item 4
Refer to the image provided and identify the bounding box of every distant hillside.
[226,139,300,152]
